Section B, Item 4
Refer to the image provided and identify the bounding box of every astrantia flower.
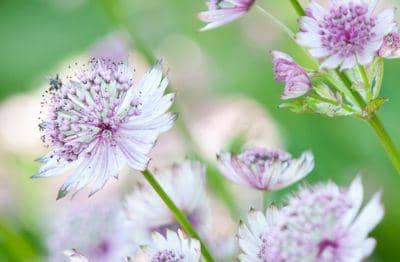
[124,161,208,244]
[198,0,255,31]
[142,230,201,262]
[34,59,177,198]
[217,147,314,190]
[271,51,312,99]
[297,0,396,70]
[48,201,135,262]
[238,176,384,261]
[378,32,400,58]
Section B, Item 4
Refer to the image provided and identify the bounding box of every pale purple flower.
[142,230,201,262]
[238,176,384,261]
[378,31,400,58]
[124,161,208,244]
[34,59,177,199]
[217,147,314,190]
[271,51,312,99]
[198,0,255,31]
[47,202,135,262]
[297,0,396,70]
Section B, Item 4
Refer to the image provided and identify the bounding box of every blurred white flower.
[124,161,208,244]
[187,97,282,161]
[47,201,135,262]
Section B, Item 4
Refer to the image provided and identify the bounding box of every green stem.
[336,70,400,174]
[289,0,306,16]
[262,191,268,210]
[358,64,370,89]
[367,115,400,173]
[142,170,215,262]
[256,5,296,41]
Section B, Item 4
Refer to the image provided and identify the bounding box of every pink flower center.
[317,239,339,258]
[319,3,376,57]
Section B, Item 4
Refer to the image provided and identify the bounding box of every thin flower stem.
[256,5,296,41]
[367,115,400,173]
[336,70,400,174]
[142,170,215,262]
[262,191,268,210]
[358,64,370,89]
[289,0,306,16]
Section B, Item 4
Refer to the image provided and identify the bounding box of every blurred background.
[1,0,400,261]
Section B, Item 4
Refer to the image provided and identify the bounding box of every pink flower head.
[238,176,384,261]
[198,0,255,31]
[378,31,400,58]
[217,147,314,190]
[34,59,177,199]
[271,51,312,99]
[297,0,396,70]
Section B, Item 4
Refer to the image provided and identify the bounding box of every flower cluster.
[36,0,399,259]
[34,59,176,198]
[238,176,384,261]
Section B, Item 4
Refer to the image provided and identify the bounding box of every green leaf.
[369,57,384,99]
[362,97,387,118]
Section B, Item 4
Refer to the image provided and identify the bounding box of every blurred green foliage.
[1,0,400,260]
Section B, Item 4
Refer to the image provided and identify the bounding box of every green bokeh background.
[1,0,400,260]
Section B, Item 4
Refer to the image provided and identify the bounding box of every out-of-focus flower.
[297,0,396,70]
[198,0,255,31]
[0,93,42,154]
[238,176,384,261]
[90,32,130,63]
[378,32,400,58]
[271,51,312,99]
[141,230,201,262]
[33,59,177,199]
[64,249,89,262]
[124,161,208,244]
[187,97,282,160]
[217,147,314,190]
[48,201,135,262]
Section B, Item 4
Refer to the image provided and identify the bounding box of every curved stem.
[142,170,215,262]
[256,5,296,41]
[368,115,400,173]
[289,0,306,16]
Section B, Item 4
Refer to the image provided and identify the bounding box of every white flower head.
[124,160,208,244]
[34,59,177,199]
[142,229,201,262]
[217,147,314,190]
[238,176,384,261]
[297,0,396,70]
